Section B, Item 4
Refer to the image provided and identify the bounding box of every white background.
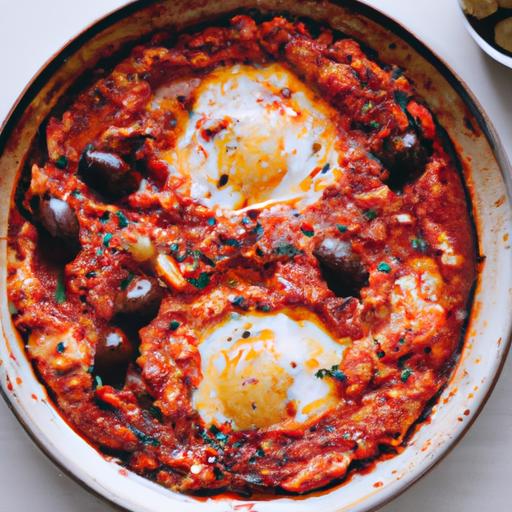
[0,1,511,511]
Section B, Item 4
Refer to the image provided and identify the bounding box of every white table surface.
[0,1,511,511]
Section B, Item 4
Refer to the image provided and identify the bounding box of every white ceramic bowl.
[456,0,512,68]
[1,1,512,511]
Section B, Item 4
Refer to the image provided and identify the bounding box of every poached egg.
[193,310,348,430]
[160,63,343,211]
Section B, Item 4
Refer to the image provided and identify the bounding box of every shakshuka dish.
[7,14,476,496]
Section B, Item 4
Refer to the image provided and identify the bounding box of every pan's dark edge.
[0,2,511,512]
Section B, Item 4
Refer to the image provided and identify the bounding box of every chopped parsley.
[321,163,331,174]
[252,222,264,238]
[209,424,229,446]
[411,237,428,252]
[301,227,315,237]
[94,375,103,389]
[315,365,346,382]
[55,155,68,169]
[376,350,385,359]
[128,425,160,447]
[361,101,374,114]
[102,233,113,247]
[400,367,413,382]
[255,448,265,457]
[120,272,134,290]
[116,211,129,228]
[363,209,378,221]
[273,243,302,258]
[222,238,241,248]
[207,217,217,226]
[85,271,97,279]
[55,273,66,304]
[337,224,348,233]
[56,342,66,354]
[71,189,82,199]
[369,120,381,130]
[169,320,180,331]
[99,211,110,224]
[187,272,210,289]
[231,296,247,308]
[377,262,391,273]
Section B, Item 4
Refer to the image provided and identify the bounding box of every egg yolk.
[162,63,343,211]
[193,311,348,430]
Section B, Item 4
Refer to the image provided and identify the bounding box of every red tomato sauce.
[7,15,476,496]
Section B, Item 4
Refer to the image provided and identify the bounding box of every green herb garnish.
[116,211,129,228]
[337,224,348,233]
[400,367,413,382]
[187,272,210,289]
[209,424,229,446]
[231,296,247,308]
[363,209,378,221]
[169,320,180,331]
[99,211,110,224]
[377,262,391,273]
[301,227,314,237]
[361,101,374,114]
[274,243,302,258]
[55,273,66,304]
[315,365,346,382]
[102,233,113,247]
[222,238,241,248]
[252,223,264,239]
[369,120,381,130]
[56,342,66,354]
[411,237,428,252]
[128,425,160,447]
[207,217,217,226]
[55,155,68,169]
[94,375,103,389]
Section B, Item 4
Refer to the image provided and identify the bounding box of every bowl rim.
[455,0,512,69]
[1,1,512,511]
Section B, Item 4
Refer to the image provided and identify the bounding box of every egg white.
[193,310,348,430]
[161,63,343,211]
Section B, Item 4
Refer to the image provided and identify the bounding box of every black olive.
[314,238,368,297]
[114,276,163,319]
[39,195,79,240]
[95,327,134,370]
[377,130,430,189]
[78,147,141,199]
